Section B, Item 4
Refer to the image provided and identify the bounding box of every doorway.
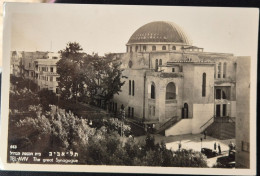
[216,104,221,117]
[182,103,188,119]
[223,104,227,116]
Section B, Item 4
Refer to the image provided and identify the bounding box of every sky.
[7,3,259,58]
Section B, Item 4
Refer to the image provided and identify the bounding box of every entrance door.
[182,103,188,119]
[223,104,227,116]
[216,104,221,117]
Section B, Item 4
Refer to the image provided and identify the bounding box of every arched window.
[155,59,158,72]
[130,46,132,53]
[151,83,155,99]
[143,45,146,51]
[223,62,227,78]
[202,73,206,97]
[218,62,221,78]
[162,46,166,50]
[152,46,156,51]
[172,46,176,50]
[129,80,131,95]
[135,46,138,52]
[159,59,162,66]
[132,80,135,96]
[166,82,176,99]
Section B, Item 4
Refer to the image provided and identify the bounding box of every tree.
[57,42,86,102]
[38,89,58,111]
[83,53,125,106]
[99,54,125,104]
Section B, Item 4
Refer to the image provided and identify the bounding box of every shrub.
[9,88,40,112]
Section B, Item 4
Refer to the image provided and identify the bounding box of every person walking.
[214,142,217,151]
[218,143,221,155]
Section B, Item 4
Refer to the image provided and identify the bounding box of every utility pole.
[120,105,125,137]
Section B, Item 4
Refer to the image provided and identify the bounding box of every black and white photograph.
[0,2,257,175]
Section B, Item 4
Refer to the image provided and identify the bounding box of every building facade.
[112,21,245,135]
[235,57,250,168]
[10,51,60,93]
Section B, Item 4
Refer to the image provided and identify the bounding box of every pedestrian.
[204,130,207,139]
[178,141,182,151]
[214,142,217,151]
[231,142,234,150]
[229,141,233,150]
[218,143,221,155]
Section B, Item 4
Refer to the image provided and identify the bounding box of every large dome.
[127,21,192,45]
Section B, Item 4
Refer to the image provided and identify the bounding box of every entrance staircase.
[204,117,236,140]
[156,116,179,135]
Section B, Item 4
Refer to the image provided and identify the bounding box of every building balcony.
[215,98,230,103]
[214,77,235,85]
[165,99,177,104]
[147,71,183,78]
[46,72,59,76]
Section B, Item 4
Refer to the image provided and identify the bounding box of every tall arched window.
[162,46,166,50]
[152,46,156,51]
[218,62,221,78]
[143,45,146,51]
[159,59,162,66]
[130,46,132,53]
[223,62,227,78]
[151,83,155,99]
[166,82,176,99]
[155,59,158,72]
[132,80,135,96]
[202,73,206,97]
[135,46,138,52]
[129,80,131,95]
[172,46,176,50]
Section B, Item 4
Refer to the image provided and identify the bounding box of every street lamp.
[200,137,203,151]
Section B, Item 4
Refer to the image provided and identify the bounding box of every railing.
[165,99,177,104]
[200,116,214,129]
[156,116,179,134]
[214,116,235,123]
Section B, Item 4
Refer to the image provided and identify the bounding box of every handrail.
[200,116,215,129]
[125,118,144,129]
[228,116,236,123]
[214,116,236,123]
[160,116,178,129]
[156,116,179,134]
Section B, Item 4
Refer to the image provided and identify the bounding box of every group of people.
[214,142,222,155]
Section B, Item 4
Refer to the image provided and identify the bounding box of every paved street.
[135,133,235,167]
